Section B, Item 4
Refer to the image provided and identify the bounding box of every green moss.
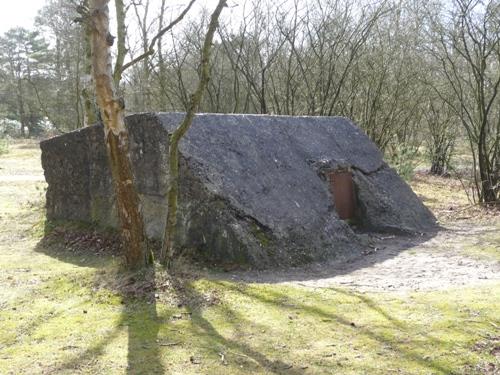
[461,241,500,261]
[250,222,271,247]
[90,195,107,224]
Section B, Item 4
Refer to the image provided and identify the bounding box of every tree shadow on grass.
[34,232,299,374]
[32,270,166,374]
[32,223,477,374]
[211,280,460,374]
[33,216,313,373]
[32,234,165,374]
[122,268,165,375]
[168,276,306,374]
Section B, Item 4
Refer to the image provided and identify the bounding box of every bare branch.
[120,0,197,75]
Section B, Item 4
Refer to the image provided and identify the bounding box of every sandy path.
[223,223,500,292]
[0,175,45,182]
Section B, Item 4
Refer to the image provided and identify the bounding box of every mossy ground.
[0,142,498,374]
[411,172,500,262]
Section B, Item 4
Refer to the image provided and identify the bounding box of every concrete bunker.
[40,113,437,268]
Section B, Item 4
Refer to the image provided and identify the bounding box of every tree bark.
[161,0,227,267]
[89,0,151,269]
[82,0,97,126]
[16,79,28,137]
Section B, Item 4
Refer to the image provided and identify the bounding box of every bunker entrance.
[328,169,356,221]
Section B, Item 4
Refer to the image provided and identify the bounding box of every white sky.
[0,0,240,36]
[0,0,45,34]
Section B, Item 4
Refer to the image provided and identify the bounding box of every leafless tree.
[161,0,227,267]
[86,0,206,269]
[429,0,500,203]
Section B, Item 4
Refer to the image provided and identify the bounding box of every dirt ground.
[1,140,499,293]
[225,221,500,292]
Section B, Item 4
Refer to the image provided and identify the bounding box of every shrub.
[390,145,419,181]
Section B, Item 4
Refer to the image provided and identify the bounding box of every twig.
[120,0,197,74]
[218,352,228,365]
[157,341,181,346]
[226,350,261,365]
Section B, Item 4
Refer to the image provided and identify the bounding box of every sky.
[0,0,45,34]
[0,0,239,36]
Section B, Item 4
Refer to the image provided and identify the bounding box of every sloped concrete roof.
[154,113,384,237]
[41,113,436,268]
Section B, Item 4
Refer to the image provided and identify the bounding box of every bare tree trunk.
[131,0,152,109]
[16,79,28,137]
[89,0,151,269]
[82,0,97,126]
[157,0,167,109]
[433,0,500,204]
[161,0,227,267]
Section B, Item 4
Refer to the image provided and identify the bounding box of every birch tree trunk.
[89,0,151,269]
[161,0,227,267]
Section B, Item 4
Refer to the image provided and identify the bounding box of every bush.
[390,145,419,181]
[0,119,21,137]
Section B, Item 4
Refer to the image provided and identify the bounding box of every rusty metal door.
[329,170,356,220]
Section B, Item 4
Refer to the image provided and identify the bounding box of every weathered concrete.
[40,113,436,268]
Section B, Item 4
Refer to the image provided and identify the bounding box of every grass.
[0,141,499,374]
[410,172,500,262]
[410,172,471,213]
[0,139,42,177]
[0,260,499,375]
[0,138,8,155]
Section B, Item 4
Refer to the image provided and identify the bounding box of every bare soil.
[224,221,500,291]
